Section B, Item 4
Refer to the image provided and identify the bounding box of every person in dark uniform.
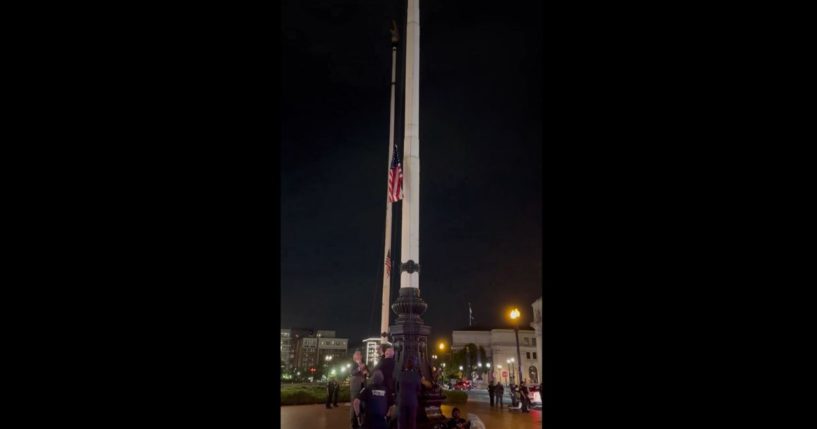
[354,370,389,429]
[519,380,530,413]
[397,357,421,429]
[374,344,396,425]
[350,351,369,426]
[488,380,495,407]
[332,378,340,407]
[326,378,336,409]
[509,383,518,407]
[494,382,504,408]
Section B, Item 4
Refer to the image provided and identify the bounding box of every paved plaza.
[280,389,543,428]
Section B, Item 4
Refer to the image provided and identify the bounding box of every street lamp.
[438,342,448,371]
[507,358,516,384]
[510,308,524,384]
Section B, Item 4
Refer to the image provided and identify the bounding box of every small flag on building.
[385,249,392,276]
[388,144,403,203]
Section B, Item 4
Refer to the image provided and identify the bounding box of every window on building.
[532,338,536,346]
[526,352,531,359]
[533,352,537,359]
[524,337,530,346]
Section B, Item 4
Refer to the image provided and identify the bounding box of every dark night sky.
[281,0,543,347]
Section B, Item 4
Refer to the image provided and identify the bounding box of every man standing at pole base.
[354,370,389,429]
[374,344,397,427]
[350,351,369,426]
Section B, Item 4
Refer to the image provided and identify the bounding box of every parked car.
[453,380,472,391]
[527,384,542,406]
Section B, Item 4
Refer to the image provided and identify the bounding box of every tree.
[480,346,488,373]
[444,344,487,380]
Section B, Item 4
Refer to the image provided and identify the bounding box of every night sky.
[281,0,543,347]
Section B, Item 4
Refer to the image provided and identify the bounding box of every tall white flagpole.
[380,20,400,344]
[400,0,421,290]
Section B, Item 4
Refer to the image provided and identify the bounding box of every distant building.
[281,329,294,370]
[317,335,349,364]
[297,336,319,370]
[281,328,349,372]
[289,328,317,368]
[452,327,540,385]
[530,297,543,382]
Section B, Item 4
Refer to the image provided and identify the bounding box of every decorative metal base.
[390,288,446,426]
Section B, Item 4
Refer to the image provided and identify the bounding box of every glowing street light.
[459,366,463,371]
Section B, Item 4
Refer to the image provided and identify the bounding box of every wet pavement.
[280,390,542,428]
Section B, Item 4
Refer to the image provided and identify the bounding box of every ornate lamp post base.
[390,287,446,428]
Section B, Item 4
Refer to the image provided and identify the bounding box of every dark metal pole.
[514,323,523,384]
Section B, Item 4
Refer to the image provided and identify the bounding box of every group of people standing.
[327,342,488,428]
[487,380,505,407]
[487,379,532,412]
[350,344,402,429]
[329,343,439,429]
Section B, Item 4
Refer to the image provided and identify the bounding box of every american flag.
[387,144,403,203]
[385,249,392,276]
